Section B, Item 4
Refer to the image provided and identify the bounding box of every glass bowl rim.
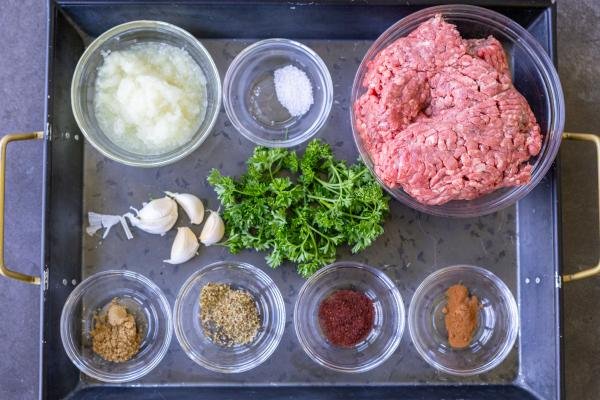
[222,37,334,148]
[293,261,406,373]
[407,264,519,376]
[172,260,286,373]
[59,269,173,383]
[350,4,565,217]
[70,19,222,168]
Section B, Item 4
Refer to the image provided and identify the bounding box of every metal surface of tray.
[40,1,562,399]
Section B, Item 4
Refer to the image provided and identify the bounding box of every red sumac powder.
[318,289,374,347]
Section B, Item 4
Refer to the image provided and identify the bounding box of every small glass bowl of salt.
[223,38,333,147]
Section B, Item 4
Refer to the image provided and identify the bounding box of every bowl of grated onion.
[71,20,222,167]
[223,38,333,148]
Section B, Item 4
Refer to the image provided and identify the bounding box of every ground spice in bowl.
[443,284,480,348]
[90,299,141,362]
[199,283,261,347]
[318,289,375,347]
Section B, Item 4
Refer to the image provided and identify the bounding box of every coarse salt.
[273,65,314,117]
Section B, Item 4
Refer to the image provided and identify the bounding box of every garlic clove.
[165,191,204,224]
[137,196,177,220]
[199,210,225,246]
[125,210,177,235]
[124,196,178,236]
[164,227,199,264]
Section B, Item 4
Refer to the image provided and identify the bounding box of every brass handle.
[0,131,44,285]
[562,132,600,283]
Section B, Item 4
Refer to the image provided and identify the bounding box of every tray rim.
[39,0,562,399]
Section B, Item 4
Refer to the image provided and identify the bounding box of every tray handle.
[562,132,600,283]
[0,131,44,285]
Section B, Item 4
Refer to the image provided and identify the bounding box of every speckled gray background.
[0,0,598,399]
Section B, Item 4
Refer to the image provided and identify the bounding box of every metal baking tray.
[26,0,563,398]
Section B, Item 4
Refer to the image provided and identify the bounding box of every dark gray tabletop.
[0,0,598,399]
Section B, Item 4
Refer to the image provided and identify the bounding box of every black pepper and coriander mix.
[199,283,261,346]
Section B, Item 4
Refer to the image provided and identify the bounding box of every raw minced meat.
[354,15,542,205]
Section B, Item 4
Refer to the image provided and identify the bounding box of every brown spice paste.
[443,284,479,348]
[90,300,141,362]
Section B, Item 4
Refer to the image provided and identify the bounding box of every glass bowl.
[350,5,565,217]
[60,270,173,383]
[71,20,222,167]
[173,261,285,373]
[408,265,519,376]
[223,38,333,147]
[294,262,405,373]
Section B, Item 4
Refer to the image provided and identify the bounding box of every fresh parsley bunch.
[208,140,389,278]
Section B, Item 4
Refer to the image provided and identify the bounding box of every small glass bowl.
[60,270,173,383]
[408,265,519,376]
[223,38,333,147]
[173,261,285,373]
[71,20,222,167]
[294,262,405,373]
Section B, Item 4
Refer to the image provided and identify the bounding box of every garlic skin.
[200,210,225,246]
[164,227,199,264]
[125,196,178,235]
[165,191,204,224]
[87,212,133,240]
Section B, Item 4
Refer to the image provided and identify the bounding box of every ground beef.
[354,15,542,205]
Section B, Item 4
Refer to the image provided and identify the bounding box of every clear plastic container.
[350,5,565,217]
[71,20,222,167]
[173,261,285,373]
[408,265,519,376]
[60,270,173,383]
[223,39,333,147]
[294,262,405,373]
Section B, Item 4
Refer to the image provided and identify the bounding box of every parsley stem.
[307,194,335,203]
[315,177,344,188]
[230,188,259,197]
[306,223,335,242]
[340,211,371,220]
[314,178,342,194]
[330,167,344,203]
[311,197,372,220]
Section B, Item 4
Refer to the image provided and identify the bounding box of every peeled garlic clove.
[165,191,204,224]
[125,196,178,236]
[200,210,225,246]
[138,196,177,220]
[126,211,177,235]
[164,227,199,265]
